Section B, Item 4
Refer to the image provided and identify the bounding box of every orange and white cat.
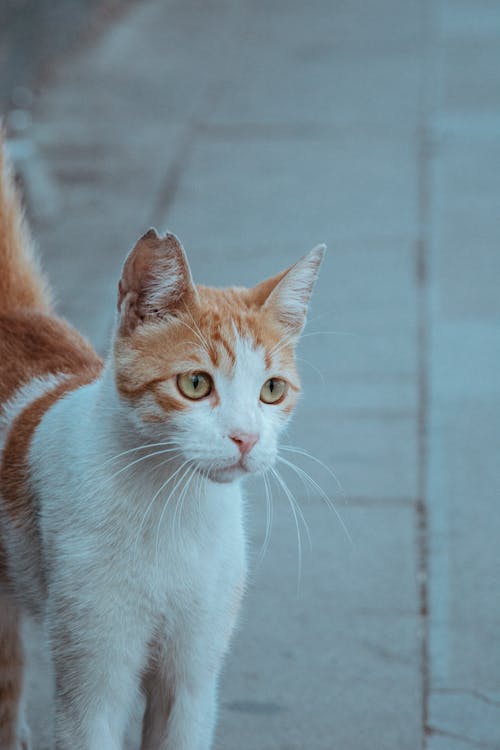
[0,134,324,750]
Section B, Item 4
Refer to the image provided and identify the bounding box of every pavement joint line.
[340,496,418,508]
[431,688,500,709]
[148,122,196,229]
[197,121,422,142]
[416,0,438,745]
[148,81,227,229]
[252,495,417,508]
[324,409,417,420]
[269,497,416,508]
[426,726,498,750]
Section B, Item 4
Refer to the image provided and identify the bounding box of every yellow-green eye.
[260,377,287,404]
[177,372,213,400]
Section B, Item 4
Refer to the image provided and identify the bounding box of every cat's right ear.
[117,229,198,334]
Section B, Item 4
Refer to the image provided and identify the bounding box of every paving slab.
[426,1,500,747]
[10,0,500,747]
[217,498,421,750]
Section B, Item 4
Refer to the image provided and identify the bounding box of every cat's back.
[0,310,102,405]
[0,309,102,599]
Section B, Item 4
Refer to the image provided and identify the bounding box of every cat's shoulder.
[0,310,102,405]
[0,310,103,529]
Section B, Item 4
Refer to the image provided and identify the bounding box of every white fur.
[168,335,288,482]
[0,373,69,609]
[146,254,183,310]
[0,375,68,750]
[0,322,296,749]
[0,374,68,456]
[22,331,292,750]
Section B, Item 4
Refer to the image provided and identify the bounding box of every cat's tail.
[0,131,52,314]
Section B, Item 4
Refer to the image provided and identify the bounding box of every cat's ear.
[117,229,197,334]
[252,245,325,335]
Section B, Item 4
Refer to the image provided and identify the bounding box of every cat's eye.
[260,378,287,404]
[177,372,213,400]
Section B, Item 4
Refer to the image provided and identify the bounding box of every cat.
[0,133,324,750]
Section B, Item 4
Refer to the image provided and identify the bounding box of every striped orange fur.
[0,130,324,750]
[0,135,102,749]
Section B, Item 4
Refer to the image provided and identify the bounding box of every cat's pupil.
[192,374,200,389]
[269,379,275,392]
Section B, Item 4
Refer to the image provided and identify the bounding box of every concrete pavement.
[7,1,500,748]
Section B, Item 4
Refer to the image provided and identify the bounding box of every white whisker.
[154,462,194,570]
[176,317,210,354]
[295,356,326,385]
[182,303,211,354]
[132,459,190,564]
[280,445,346,497]
[277,455,353,547]
[105,447,183,484]
[269,466,307,591]
[102,440,181,466]
[172,465,197,543]
[257,469,274,567]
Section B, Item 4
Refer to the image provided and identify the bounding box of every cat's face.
[113,230,324,483]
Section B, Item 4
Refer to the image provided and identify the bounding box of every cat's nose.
[230,432,259,455]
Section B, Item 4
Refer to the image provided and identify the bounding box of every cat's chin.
[204,460,270,484]
[206,464,249,484]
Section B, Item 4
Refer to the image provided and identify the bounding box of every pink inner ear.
[117,229,197,333]
[251,246,325,333]
[250,267,291,307]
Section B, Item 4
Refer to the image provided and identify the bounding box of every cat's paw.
[18,720,32,750]
[13,719,32,750]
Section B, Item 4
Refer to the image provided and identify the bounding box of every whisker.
[257,469,274,567]
[277,455,353,547]
[295,356,326,385]
[268,330,297,357]
[274,466,312,550]
[280,445,346,497]
[105,447,183,484]
[176,317,209,353]
[172,465,197,542]
[132,459,190,564]
[306,307,339,325]
[269,328,355,360]
[102,440,181,466]
[301,330,355,338]
[155,463,195,569]
[269,466,306,591]
[181,303,211,354]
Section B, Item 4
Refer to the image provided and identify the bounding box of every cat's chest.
[107,481,246,618]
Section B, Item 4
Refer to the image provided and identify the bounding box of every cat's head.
[113,229,324,483]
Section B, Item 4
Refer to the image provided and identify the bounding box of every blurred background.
[1,1,499,748]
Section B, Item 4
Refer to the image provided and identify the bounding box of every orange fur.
[0,594,24,749]
[1,367,101,527]
[0,136,103,745]
[115,283,300,421]
[0,132,320,747]
[0,136,103,530]
[0,136,51,314]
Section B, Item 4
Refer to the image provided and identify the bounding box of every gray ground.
[6,0,500,748]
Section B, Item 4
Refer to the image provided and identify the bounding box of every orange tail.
[0,132,52,313]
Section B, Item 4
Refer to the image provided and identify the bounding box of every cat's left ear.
[117,228,198,334]
[252,245,325,336]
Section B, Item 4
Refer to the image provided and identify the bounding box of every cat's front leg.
[140,656,218,750]
[48,593,150,750]
[141,591,244,750]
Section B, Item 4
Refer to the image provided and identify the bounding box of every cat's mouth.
[206,459,251,484]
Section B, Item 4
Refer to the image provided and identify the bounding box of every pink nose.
[230,432,259,456]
